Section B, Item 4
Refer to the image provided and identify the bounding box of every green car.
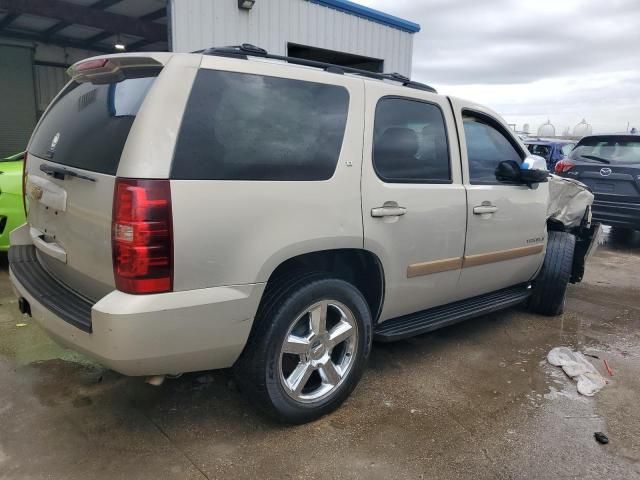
[0,151,26,252]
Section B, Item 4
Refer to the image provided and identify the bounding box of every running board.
[374,284,532,342]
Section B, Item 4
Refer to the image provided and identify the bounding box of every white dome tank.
[537,119,556,137]
[523,123,530,134]
[573,118,592,137]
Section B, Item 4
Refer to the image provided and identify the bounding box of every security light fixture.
[238,0,255,9]
[114,34,125,51]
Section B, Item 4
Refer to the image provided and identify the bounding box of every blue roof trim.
[308,0,421,33]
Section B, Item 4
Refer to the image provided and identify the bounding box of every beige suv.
[9,45,598,423]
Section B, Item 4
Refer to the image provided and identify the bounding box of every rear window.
[570,136,640,165]
[171,69,349,181]
[29,75,157,175]
[526,143,551,160]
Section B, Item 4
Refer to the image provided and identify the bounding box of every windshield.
[569,137,640,165]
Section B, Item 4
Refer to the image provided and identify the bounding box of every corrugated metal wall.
[34,65,68,116]
[0,45,37,157]
[170,0,414,77]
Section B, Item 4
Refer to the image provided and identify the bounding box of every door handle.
[371,206,407,217]
[473,204,498,215]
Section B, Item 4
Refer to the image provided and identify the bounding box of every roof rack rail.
[198,44,437,93]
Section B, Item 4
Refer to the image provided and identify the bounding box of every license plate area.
[594,182,615,193]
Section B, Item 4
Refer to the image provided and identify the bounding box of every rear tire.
[529,231,576,316]
[234,273,372,424]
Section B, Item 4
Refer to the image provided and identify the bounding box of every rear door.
[362,84,467,322]
[24,56,173,301]
[450,98,547,298]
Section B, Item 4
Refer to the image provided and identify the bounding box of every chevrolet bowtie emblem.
[29,183,43,200]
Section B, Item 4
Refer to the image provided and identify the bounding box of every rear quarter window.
[29,76,157,175]
[171,69,350,181]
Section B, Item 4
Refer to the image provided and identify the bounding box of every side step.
[374,284,532,342]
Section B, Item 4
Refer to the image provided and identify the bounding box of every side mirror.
[495,160,521,183]
[520,155,549,186]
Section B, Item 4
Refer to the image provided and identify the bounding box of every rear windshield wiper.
[39,163,96,182]
[579,154,610,164]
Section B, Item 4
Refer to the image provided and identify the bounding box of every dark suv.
[556,134,640,231]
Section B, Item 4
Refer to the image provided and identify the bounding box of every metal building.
[0,0,169,157]
[0,0,420,157]
[170,0,419,77]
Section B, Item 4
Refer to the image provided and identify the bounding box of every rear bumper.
[9,245,265,376]
[592,199,640,229]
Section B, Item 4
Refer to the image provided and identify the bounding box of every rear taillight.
[112,178,173,294]
[555,159,575,174]
[75,58,109,72]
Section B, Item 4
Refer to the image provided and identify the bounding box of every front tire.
[529,231,576,316]
[235,274,372,424]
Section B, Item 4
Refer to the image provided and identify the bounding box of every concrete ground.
[1,232,639,480]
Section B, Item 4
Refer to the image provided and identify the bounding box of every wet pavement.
[0,231,639,479]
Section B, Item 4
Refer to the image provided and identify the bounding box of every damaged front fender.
[546,175,602,283]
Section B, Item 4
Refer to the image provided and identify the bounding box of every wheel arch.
[260,248,385,323]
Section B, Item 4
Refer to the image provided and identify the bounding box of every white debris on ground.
[547,347,607,396]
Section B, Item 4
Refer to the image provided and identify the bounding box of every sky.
[357,0,640,134]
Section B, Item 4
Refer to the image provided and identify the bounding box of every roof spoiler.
[67,55,166,84]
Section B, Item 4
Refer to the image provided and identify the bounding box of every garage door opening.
[287,43,383,73]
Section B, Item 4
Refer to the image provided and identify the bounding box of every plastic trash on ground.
[547,175,595,229]
[547,347,606,396]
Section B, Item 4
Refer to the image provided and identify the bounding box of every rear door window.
[373,97,451,183]
[29,75,157,175]
[171,69,349,181]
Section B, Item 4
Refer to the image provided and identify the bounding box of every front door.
[361,83,467,322]
[450,99,547,298]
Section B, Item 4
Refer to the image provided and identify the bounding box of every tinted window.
[29,76,157,175]
[463,114,522,183]
[569,136,640,165]
[172,70,349,181]
[373,97,450,183]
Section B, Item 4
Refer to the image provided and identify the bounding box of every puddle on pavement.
[0,316,97,368]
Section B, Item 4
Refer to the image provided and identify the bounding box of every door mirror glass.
[495,160,521,183]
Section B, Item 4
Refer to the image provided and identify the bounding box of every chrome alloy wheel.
[278,300,358,403]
